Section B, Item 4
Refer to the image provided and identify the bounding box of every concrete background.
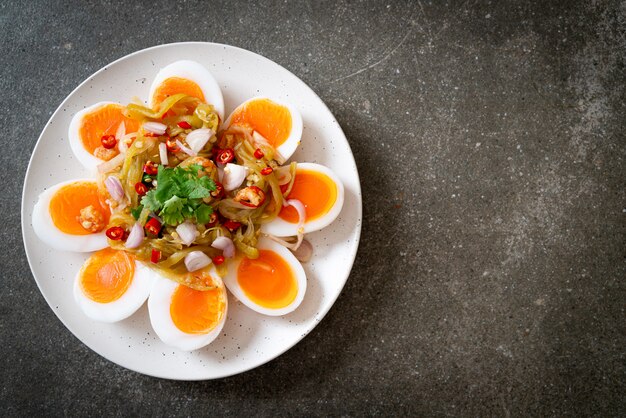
[1,0,624,415]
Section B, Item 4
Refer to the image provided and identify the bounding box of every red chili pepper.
[260,167,273,176]
[254,148,264,159]
[143,161,158,175]
[223,220,242,232]
[106,226,125,241]
[205,212,218,228]
[134,182,148,196]
[150,249,162,263]
[165,137,179,152]
[101,135,117,149]
[216,148,235,165]
[177,121,192,129]
[212,255,225,265]
[210,181,224,198]
[145,217,162,235]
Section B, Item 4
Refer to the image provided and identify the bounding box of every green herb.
[140,165,216,226]
[131,205,144,220]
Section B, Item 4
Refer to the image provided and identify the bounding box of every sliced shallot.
[184,251,212,272]
[115,121,126,141]
[125,222,144,249]
[176,221,198,246]
[143,121,167,135]
[211,236,235,258]
[104,176,124,202]
[185,128,213,153]
[291,239,313,262]
[175,139,197,157]
[286,199,306,230]
[275,166,292,185]
[158,142,168,166]
[222,163,248,191]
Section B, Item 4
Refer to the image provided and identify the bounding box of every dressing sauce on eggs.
[152,77,206,106]
[230,98,292,148]
[280,169,337,223]
[78,103,138,154]
[79,249,134,303]
[237,250,298,309]
[49,181,110,235]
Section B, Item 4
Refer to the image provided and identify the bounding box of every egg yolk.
[170,284,224,334]
[237,250,297,309]
[49,181,110,235]
[79,104,139,155]
[279,169,337,224]
[152,77,205,107]
[230,98,292,149]
[79,249,134,303]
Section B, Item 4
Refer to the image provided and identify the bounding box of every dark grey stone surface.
[2,0,625,416]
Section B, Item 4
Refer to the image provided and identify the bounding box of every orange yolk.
[230,99,292,148]
[237,250,297,309]
[79,249,134,303]
[49,181,110,235]
[152,77,205,108]
[170,284,224,334]
[279,169,337,224]
[79,104,139,155]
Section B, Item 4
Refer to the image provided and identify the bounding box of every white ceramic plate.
[21,43,362,380]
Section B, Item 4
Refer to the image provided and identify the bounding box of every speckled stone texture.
[1,0,624,416]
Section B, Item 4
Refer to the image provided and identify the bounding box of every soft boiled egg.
[69,101,139,171]
[223,97,303,163]
[148,267,228,351]
[224,238,306,316]
[32,179,111,252]
[262,163,344,237]
[73,249,155,322]
[148,60,225,120]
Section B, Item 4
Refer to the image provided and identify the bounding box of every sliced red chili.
[212,255,225,265]
[165,137,179,152]
[254,148,264,159]
[134,182,148,196]
[150,249,162,263]
[223,220,242,232]
[260,167,273,176]
[145,217,162,235]
[205,212,218,228]
[210,181,224,198]
[106,226,125,241]
[101,135,117,149]
[177,121,192,129]
[143,161,158,175]
[216,148,235,165]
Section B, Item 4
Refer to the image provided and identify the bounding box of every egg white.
[148,60,225,121]
[68,101,125,172]
[32,178,109,253]
[223,238,306,316]
[222,96,303,163]
[148,271,228,352]
[73,259,156,323]
[261,163,345,237]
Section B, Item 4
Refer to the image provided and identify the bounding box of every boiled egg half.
[73,249,155,322]
[32,179,111,252]
[69,101,139,171]
[262,163,344,237]
[223,97,303,163]
[148,60,224,120]
[148,267,228,351]
[224,238,306,316]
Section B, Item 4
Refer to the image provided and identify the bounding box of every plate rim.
[21,41,362,380]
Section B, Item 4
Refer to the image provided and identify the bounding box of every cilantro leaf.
[160,196,187,226]
[141,190,161,212]
[194,204,213,224]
